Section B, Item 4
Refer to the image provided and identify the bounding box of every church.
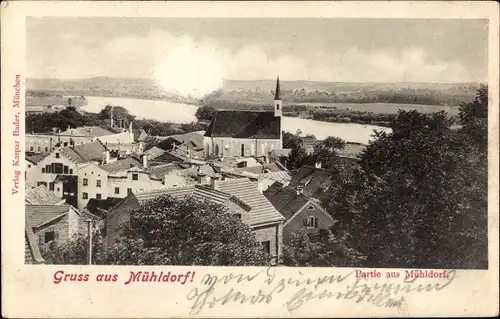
[203,77,283,159]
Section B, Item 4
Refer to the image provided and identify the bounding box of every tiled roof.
[100,157,141,174]
[170,131,204,149]
[26,153,49,164]
[193,185,252,212]
[204,110,280,139]
[289,166,332,199]
[134,185,196,203]
[231,162,285,175]
[147,163,187,179]
[60,141,106,163]
[264,183,310,220]
[25,185,64,205]
[337,143,366,159]
[144,146,165,159]
[215,178,285,226]
[25,204,72,228]
[61,126,114,137]
[179,165,220,178]
[25,221,44,264]
[85,197,123,217]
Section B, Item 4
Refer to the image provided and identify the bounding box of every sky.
[27,17,488,90]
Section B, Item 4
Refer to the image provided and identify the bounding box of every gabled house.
[264,182,334,242]
[288,165,333,201]
[25,204,99,248]
[105,177,285,258]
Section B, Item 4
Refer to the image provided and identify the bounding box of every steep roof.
[204,110,280,139]
[215,178,285,225]
[61,126,114,137]
[144,146,166,159]
[193,185,251,211]
[134,185,196,203]
[289,166,332,199]
[25,204,72,228]
[100,157,141,174]
[25,221,44,264]
[26,153,49,164]
[263,183,310,220]
[60,141,107,163]
[25,185,64,205]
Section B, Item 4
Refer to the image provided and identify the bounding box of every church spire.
[274,75,281,101]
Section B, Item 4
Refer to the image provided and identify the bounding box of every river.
[84,96,391,144]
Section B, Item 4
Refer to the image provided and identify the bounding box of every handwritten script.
[186,267,456,315]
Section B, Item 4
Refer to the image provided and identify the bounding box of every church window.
[241,144,245,156]
[215,144,220,156]
[277,103,280,110]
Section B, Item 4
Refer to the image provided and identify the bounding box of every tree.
[459,84,488,149]
[98,105,135,124]
[283,131,312,170]
[283,225,366,267]
[326,108,488,269]
[41,233,107,265]
[311,136,345,171]
[195,105,217,122]
[106,195,269,266]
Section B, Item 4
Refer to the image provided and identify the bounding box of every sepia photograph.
[23,16,489,270]
[2,1,498,318]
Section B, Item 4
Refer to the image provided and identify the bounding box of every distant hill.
[27,77,482,107]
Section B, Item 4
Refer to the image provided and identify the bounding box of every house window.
[127,188,132,195]
[69,169,73,174]
[37,146,41,152]
[37,182,47,187]
[41,168,45,173]
[261,241,271,255]
[56,187,60,192]
[308,206,314,210]
[241,144,245,156]
[28,164,31,168]
[132,173,138,180]
[63,142,68,147]
[96,180,101,187]
[44,231,55,243]
[234,213,242,219]
[30,146,34,151]
[49,182,54,191]
[82,178,88,186]
[45,147,49,152]
[54,163,63,174]
[82,192,88,199]
[55,153,60,158]
[303,216,318,228]
[63,165,69,174]
[96,193,102,200]
[114,187,119,194]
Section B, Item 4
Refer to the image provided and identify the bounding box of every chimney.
[210,176,219,189]
[142,154,148,168]
[315,162,322,169]
[102,151,110,164]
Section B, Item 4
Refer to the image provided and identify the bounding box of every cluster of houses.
[25,78,365,265]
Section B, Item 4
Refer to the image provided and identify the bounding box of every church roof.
[204,110,280,139]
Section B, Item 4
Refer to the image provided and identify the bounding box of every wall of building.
[34,215,70,248]
[26,134,95,152]
[252,223,281,257]
[107,171,164,198]
[283,202,334,242]
[98,131,134,144]
[25,161,42,189]
[34,151,79,186]
[105,196,140,247]
[78,164,109,210]
[204,137,282,159]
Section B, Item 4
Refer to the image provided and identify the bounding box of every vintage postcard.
[1,1,499,318]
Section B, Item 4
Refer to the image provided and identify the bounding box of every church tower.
[274,75,282,117]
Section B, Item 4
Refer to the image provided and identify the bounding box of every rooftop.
[263,182,310,220]
[25,185,65,205]
[26,153,50,164]
[60,141,107,163]
[204,110,280,139]
[25,204,72,228]
[215,178,285,225]
[288,166,332,199]
[60,126,115,137]
[100,157,141,174]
